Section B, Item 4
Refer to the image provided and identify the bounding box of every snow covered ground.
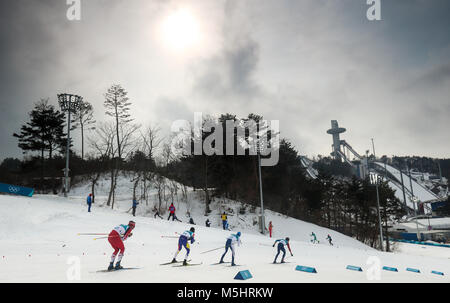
[0,175,449,283]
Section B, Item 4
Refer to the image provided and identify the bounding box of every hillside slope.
[0,190,449,282]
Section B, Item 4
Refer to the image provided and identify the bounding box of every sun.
[161,9,201,52]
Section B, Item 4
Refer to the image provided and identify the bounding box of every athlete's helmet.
[190,227,195,233]
[129,221,136,228]
[285,237,290,242]
[237,232,241,237]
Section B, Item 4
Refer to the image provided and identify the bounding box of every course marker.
[234,270,253,280]
[295,265,317,273]
[346,265,363,272]
[382,266,398,272]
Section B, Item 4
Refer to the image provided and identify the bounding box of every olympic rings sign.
[8,186,20,194]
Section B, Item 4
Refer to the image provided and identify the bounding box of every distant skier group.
[103,220,299,270]
[86,193,332,270]
[310,232,333,246]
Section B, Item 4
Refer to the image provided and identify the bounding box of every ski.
[160,259,191,266]
[211,262,231,265]
[271,262,291,264]
[95,267,141,273]
[172,262,203,267]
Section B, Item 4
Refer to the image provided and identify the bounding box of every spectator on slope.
[272,237,293,263]
[205,219,211,227]
[221,212,228,230]
[168,203,176,221]
[326,234,333,246]
[219,232,242,266]
[86,193,93,212]
[107,221,135,270]
[132,199,139,217]
[268,221,273,238]
[172,227,196,266]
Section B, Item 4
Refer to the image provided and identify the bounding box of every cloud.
[1,0,450,162]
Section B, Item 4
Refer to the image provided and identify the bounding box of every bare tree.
[155,174,166,214]
[141,124,162,162]
[140,124,162,205]
[72,100,96,160]
[88,122,115,204]
[109,122,140,209]
[104,84,133,160]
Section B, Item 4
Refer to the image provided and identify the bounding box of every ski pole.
[93,235,121,240]
[93,236,108,240]
[200,247,223,254]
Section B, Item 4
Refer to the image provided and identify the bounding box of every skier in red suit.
[108,220,135,270]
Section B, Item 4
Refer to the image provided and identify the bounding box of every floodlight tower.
[326,120,346,160]
[58,93,82,197]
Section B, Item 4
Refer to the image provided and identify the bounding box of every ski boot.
[115,262,123,270]
[183,259,188,266]
[219,259,224,264]
[171,258,177,263]
[108,262,114,271]
[231,263,236,266]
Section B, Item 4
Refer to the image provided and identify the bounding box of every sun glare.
[161,9,201,52]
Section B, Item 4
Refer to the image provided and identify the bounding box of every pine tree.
[13,98,67,160]
[13,99,68,189]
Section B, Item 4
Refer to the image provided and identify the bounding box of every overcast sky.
[0,0,449,162]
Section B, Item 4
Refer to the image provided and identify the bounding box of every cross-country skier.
[310,232,318,244]
[221,212,228,230]
[132,199,139,217]
[154,209,163,219]
[219,232,242,266]
[168,203,176,221]
[326,234,333,246]
[172,227,195,266]
[272,237,293,263]
[107,220,135,270]
[86,194,92,212]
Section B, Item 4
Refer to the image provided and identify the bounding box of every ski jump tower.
[326,120,368,178]
[326,120,346,161]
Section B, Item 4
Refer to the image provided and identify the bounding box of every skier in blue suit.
[219,232,242,266]
[132,199,139,217]
[87,194,92,212]
[273,237,293,263]
[172,227,195,266]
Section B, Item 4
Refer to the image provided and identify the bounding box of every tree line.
[7,84,448,249]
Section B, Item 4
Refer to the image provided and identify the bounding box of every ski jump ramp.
[300,156,319,179]
[373,162,439,214]
[298,157,439,215]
